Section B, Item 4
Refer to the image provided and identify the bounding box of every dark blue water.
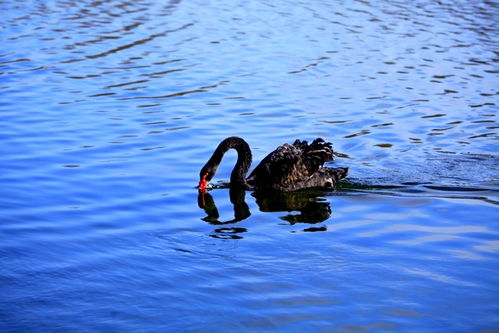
[1,0,498,332]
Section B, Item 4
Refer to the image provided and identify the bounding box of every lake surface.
[1,0,498,332]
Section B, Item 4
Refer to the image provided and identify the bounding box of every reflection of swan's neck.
[198,187,251,224]
[208,136,252,187]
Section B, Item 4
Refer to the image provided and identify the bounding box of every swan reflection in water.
[197,188,332,239]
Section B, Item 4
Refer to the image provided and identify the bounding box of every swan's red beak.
[198,173,209,191]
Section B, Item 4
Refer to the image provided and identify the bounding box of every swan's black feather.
[200,137,348,192]
[247,138,346,191]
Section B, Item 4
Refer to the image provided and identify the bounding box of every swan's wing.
[248,143,301,184]
[296,138,334,175]
[248,138,335,190]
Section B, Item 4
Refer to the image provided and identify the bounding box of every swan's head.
[198,164,217,190]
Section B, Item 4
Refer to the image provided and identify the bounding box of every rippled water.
[1,0,498,332]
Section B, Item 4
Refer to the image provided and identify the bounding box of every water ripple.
[1,0,498,332]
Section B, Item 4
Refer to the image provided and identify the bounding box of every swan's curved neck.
[205,137,252,187]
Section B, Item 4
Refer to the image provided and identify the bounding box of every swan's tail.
[320,167,349,188]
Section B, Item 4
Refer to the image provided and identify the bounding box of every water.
[1,0,498,331]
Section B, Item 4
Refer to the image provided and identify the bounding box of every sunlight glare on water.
[1,0,498,332]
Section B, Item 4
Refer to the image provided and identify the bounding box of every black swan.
[198,136,348,192]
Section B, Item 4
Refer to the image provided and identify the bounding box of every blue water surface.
[1,0,498,332]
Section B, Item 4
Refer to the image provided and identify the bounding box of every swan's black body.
[199,136,348,191]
